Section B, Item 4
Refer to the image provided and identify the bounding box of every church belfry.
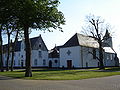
[103,29,113,47]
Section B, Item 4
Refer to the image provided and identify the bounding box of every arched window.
[54,60,58,63]
[38,51,42,58]
[18,60,20,65]
[34,59,37,66]
[43,59,46,65]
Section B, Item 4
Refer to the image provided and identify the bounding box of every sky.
[30,0,120,58]
[3,0,120,58]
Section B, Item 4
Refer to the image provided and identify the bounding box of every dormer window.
[39,43,42,48]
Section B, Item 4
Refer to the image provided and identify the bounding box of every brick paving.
[0,75,120,90]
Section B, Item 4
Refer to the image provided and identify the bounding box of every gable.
[31,35,48,51]
[62,33,79,47]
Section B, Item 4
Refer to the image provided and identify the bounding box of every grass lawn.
[0,67,120,80]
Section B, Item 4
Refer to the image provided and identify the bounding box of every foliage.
[11,0,65,31]
[0,0,65,76]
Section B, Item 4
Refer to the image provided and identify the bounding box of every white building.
[48,46,60,68]
[3,35,48,68]
[59,31,119,68]
[3,30,119,69]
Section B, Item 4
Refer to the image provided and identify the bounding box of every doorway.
[21,60,23,68]
[67,60,72,69]
[49,60,52,68]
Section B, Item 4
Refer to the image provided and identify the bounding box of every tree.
[10,30,19,72]
[0,25,4,72]
[11,0,65,77]
[0,0,65,76]
[0,0,16,71]
[82,14,111,69]
[3,21,17,71]
[0,0,12,72]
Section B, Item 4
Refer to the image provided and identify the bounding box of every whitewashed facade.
[3,35,48,68]
[48,47,60,68]
[3,31,119,69]
[59,32,118,68]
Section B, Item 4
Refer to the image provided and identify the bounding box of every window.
[67,50,71,55]
[39,43,42,48]
[21,55,23,58]
[22,43,24,49]
[18,60,20,65]
[9,60,11,66]
[110,54,113,60]
[107,54,109,60]
[54,60,58,63]
[43,59,46,65]
[93,48,96,59]
[5,60,7,66]
[34,59,37,66]
[38,51,42,58]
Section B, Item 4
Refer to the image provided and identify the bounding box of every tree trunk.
[10,31,18,72]
[99,40,105,70]
[24,25,32,77]
[0,28,4,72]
[6,31,10,71]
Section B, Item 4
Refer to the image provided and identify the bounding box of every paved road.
[0,75,120,90]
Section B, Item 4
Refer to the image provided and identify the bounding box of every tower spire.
[104,29,111,39]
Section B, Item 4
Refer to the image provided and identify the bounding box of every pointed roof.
[104,29,111,39]
[48,46,59,58]
[62,33,99,48]
[3,35,48,53]
[28,35,48,51]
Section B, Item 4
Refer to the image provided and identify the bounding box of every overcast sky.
[3,0,120,58]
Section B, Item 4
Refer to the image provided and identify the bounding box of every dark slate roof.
[30,36,39,48]
[3,41,21,53]
[3,35,48,53]
[63,33,79,47]
[62,33,99,48]
[103,29,111,39]
[30,35,48,51]
[49,46,59,58]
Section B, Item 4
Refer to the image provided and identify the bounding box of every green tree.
[0,0,65,76]
[0,25,4,72]
[13,0,65,77]
[0,0,12,72]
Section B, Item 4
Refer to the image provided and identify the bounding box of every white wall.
[104,53,115,66]
[48,58,60,68]
[31,50,48,67]
[60,46,81,68]
[60,46,102,68]
[81,47,99,68]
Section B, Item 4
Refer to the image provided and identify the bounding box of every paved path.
[0,75,120,90]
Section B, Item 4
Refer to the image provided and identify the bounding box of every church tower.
[103,29,113,47]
